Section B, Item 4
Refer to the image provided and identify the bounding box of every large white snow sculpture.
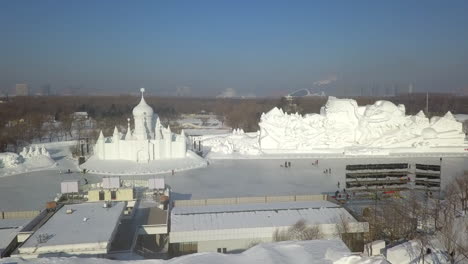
[259,97,466,151]
[93,88,187,163]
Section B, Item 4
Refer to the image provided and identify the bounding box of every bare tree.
[273,220,322,242]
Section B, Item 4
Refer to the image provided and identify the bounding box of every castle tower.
[96,130,105,159]
[112,126,120,159]
[132,88,155,140]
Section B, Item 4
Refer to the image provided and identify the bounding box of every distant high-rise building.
[15,84,29,96]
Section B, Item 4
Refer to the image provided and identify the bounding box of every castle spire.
[124,118,132,140]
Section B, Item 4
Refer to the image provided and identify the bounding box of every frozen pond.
[1,155,467,211]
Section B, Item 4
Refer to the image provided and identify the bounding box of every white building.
[94,88,187,163]
[169,196,369,255]
[14,202,125,258]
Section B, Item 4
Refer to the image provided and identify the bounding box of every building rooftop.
[171,200,355,232]
[0,218,30,256]
[18,202,124,255]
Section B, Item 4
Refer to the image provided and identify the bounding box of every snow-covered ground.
[0,240,388,264]
[1,152,467,211]
[454,114,468,122]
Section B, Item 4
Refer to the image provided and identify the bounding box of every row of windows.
[415,181,440,188]
[415,173,441,180]
[98,190,117,200]
[346,172,408,179]
[346,163,408,171]
[346,180,409,188]
[415,164,441,171]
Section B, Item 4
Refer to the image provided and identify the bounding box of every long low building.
[169,198,368,255]
[13,202,124,258]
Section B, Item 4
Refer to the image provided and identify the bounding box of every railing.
[174,194,328,207]
[1,210,40,219]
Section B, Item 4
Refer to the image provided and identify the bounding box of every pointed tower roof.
[113,126,119,136]
[132,88,154,117]
[98,130,104,141]
[181,129,185,137]
[444,111,455,120]
[124,118,132,140]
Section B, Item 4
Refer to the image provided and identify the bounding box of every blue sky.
[1,0,468,96]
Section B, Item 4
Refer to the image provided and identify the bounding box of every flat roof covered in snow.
[18,202,124,256]
[1,218,32,256]
[171,200,356,232]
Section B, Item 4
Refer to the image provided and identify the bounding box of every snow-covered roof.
[0,218,30,229]
[171,200,355,232]
[0,218,31,256]
[19,202,125,254]
[172,200,339,215]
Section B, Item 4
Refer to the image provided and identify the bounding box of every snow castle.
[94,88,187,163]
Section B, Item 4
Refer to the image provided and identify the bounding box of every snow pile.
[0,152,22,168]
[0,145,56,177]
[386,240,450,264]
[0,240,387,264]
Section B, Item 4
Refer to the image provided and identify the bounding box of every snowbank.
[386,240,450,264]
[80,151,207,175]
[0,240,387,264]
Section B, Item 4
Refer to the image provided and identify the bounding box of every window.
[99,191,105,201]
[217,248,227,253]
[111,190,117,200]
[223,248,227,253]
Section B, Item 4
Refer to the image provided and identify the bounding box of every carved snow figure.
[33,145,41,156]
[20,147,28,158]
[41,146,50,157]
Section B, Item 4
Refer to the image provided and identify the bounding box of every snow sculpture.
[41,145,50,157]
[259,97,466,151]
[0,153,21,168]
[20,147,28,157]
[232,128,245,135]
[33,145,41,156]
[19,145,51,159]
[93,88,187,163]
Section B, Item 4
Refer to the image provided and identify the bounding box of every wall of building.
[173,194,328,207]
[170,222,369,245]
[197,238,272,253]
[87,188,133,202]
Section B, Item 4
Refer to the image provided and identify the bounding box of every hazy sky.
[1,0,468,97]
